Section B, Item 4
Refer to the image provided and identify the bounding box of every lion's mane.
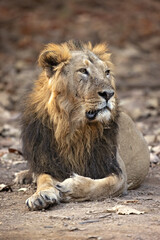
[21,40,121,181]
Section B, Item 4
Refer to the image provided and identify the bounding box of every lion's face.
[63,51,116,122]
[39,41,117,124]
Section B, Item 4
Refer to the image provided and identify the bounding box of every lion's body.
[17,40,149,210]
[118,112,149,189]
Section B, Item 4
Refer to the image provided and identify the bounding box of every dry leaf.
[106,205,144,215]
[8,147,22,155]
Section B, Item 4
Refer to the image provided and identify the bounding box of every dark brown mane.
[21,110,120,181]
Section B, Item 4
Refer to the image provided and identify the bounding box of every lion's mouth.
[86,105,111,120]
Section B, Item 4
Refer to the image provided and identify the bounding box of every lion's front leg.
[56,151,127,202]
[56,173,126,202]
[26,174,60,210]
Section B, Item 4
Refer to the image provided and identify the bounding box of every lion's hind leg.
[26,174,60,210]
[56,172,126,202]
[14,170,33,184]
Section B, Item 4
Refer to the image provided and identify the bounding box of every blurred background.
[0,0,160,181]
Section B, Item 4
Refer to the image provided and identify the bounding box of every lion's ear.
[92,43,111,63]
[38,44,71,78]
[38,51,59,78]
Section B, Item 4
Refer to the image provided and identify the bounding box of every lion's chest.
[52,134,120,180]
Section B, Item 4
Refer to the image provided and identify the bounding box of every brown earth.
[0,0,160,239]
[0,164,160,240]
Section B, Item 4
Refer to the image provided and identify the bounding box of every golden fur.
[22,40,118,176]
[17,40,149,211]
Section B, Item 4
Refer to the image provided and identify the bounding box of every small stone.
[68,227,79,231]
[156,135,160,143]
[144,135,156,145]
[44,226,53,228]
[152,145,160,155]
[18,188,27,192]
[150,153,160,164]
[1,124,20,137]
[146,98,159,109]
[0,93,10,108]
[154,128,160,135]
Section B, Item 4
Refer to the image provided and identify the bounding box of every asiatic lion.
[16,40,150,210]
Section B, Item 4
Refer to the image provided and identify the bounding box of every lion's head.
[37,40,117,127]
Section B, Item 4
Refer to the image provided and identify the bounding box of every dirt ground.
[0,0,160,240]
[0,166,160,240]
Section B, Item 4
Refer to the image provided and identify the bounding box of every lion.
[15,40,150,210]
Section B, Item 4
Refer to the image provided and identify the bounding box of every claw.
[26,199,31,210]
[34,199,43,208]
[37,198,43,206]
[55,184,71,193]
[55,184,62,191]
[56,184,62,189]
[43,194,50,201]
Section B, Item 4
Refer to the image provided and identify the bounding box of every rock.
[0,92,10,109]
[15,60,27,72]
[0,106,11,121]
[154,128,160,135]
[1,124,20,138]
[144,135,156,145]
[150,153,160,164]
[152,145,160,155]
[18,187,27,192]
[131,108,142,120]
[157,135,160,143]
[146,98,159,109]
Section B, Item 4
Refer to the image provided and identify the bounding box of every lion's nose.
[98,91,114,101]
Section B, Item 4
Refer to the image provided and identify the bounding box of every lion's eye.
[79,68,89,75]
[105,69,110,77]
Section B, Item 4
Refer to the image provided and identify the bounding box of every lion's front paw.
[56,174,93,202]
[26,188,59,210]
